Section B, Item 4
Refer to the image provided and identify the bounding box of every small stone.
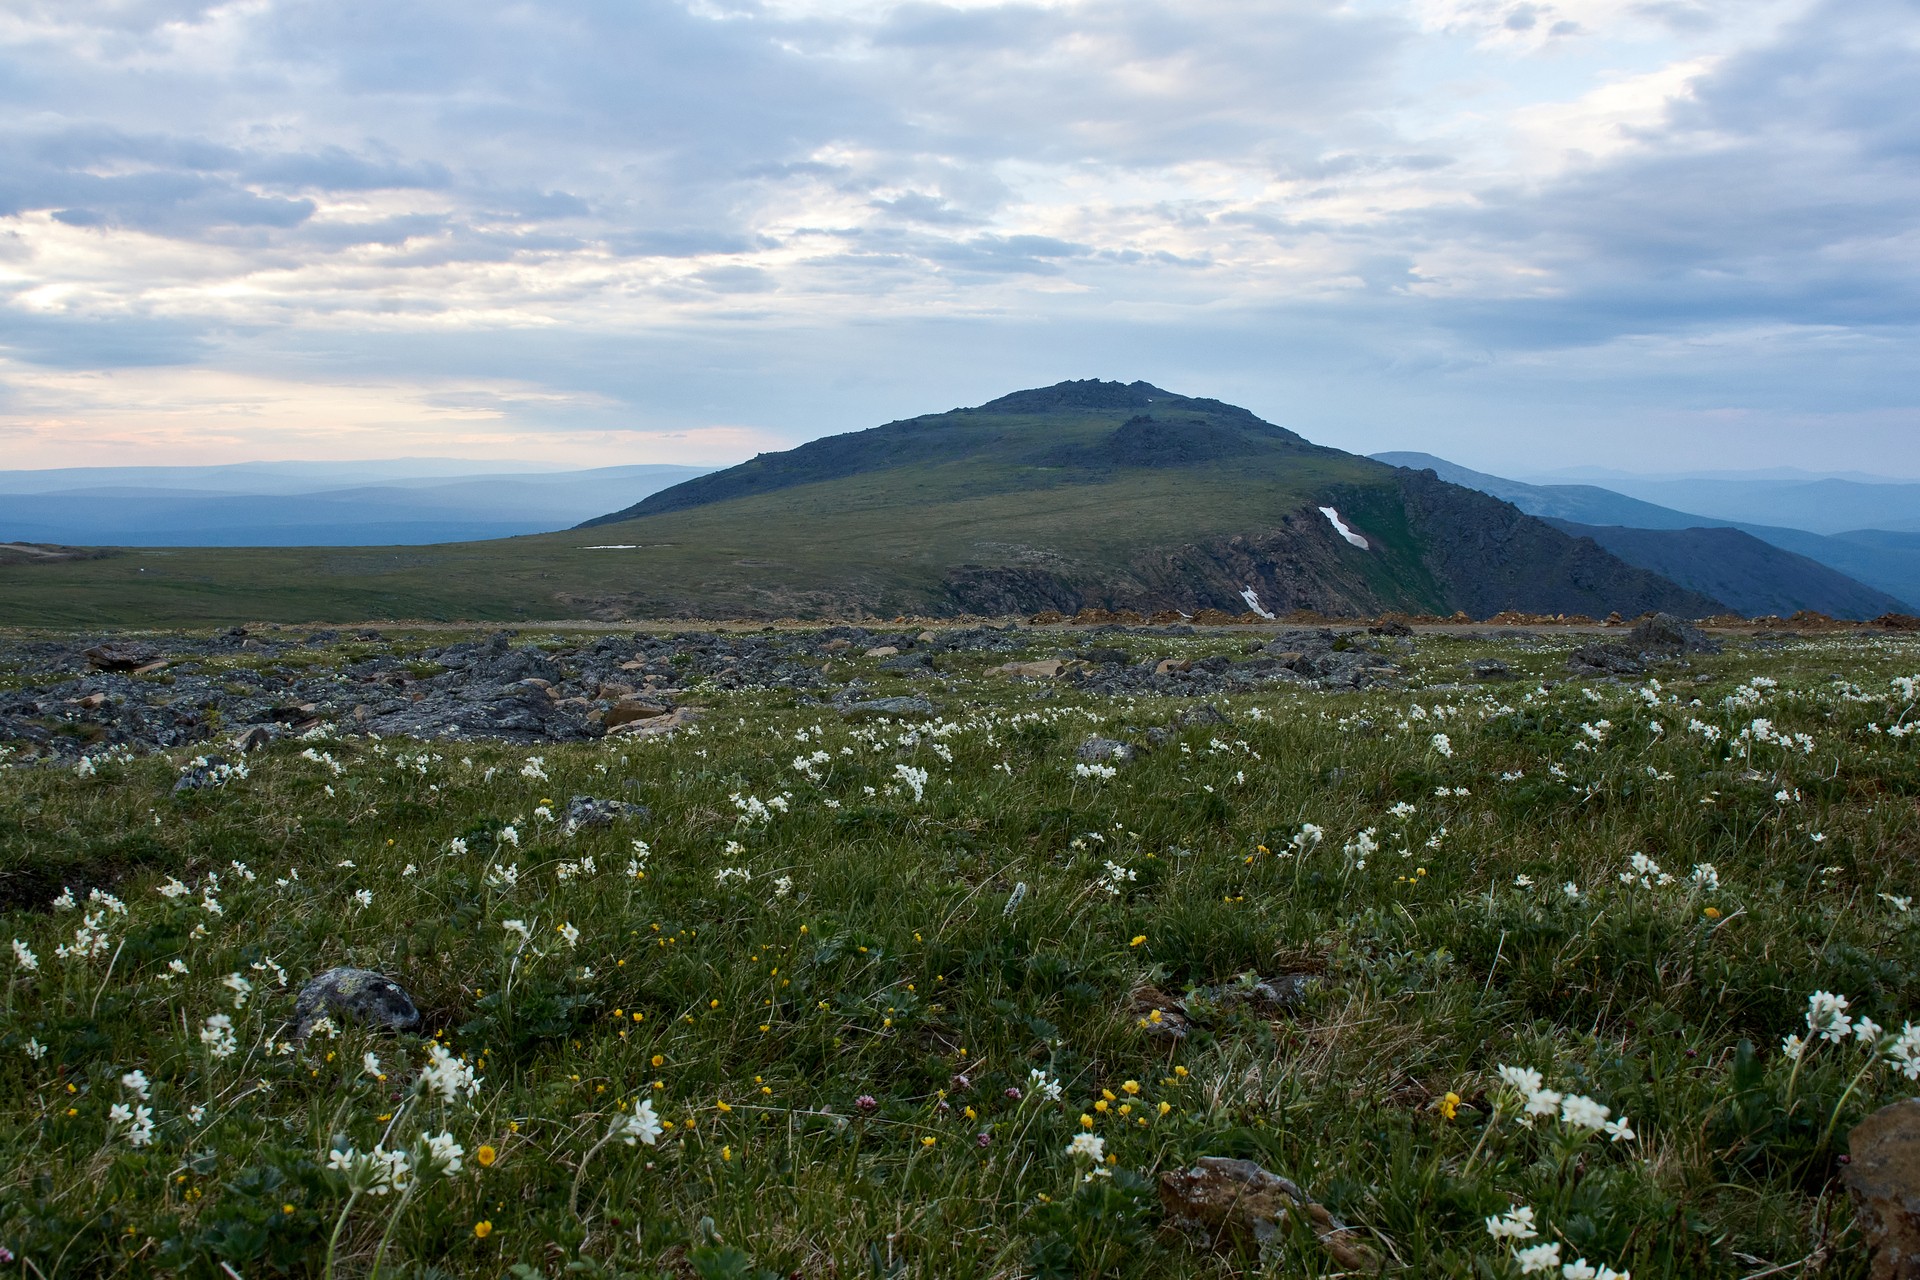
[836,694,936,719]
[986,659,1065,679]
[233,726,274,754]
[172,755,232,794]
[1845,1098,1920,1278]
[1158,1157,1378,1269]
[291,967,421,1040]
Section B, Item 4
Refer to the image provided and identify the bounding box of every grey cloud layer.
[0,0,1916,469]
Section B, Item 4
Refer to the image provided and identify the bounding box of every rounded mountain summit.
[572,379,1720,621]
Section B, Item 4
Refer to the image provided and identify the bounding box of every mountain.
[0,464,712,546]
[569,379,1720,620]
[1373,452,1916,617]
[0,380,1722,626]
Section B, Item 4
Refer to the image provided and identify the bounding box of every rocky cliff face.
[1389,470,1723,617]
[942,474,1724,619]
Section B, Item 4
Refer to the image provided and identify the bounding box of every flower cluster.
[1485,1204,1629,1277]
[1495,1065,1634,1142]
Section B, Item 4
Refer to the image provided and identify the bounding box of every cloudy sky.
[1,0,1916,474]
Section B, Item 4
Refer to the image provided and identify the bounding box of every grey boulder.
[292,967,421,1040]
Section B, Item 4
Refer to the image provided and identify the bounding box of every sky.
[0,0,1916,475]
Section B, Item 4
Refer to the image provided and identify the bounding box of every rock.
[1078,647,1132,666]
[865,646,900,657]
[1076,735,1135,764]
[606,706,700,738]
[1568,642,1646,677]
[563,794,648,833]
[1628,612,1721,655]
[604,699,671,729]
[1158,1157,1378,1268]
[1190,972,1317,1012]
[878,652,935,674]
[986,659,1065,679]
[291,967,421,1040]
[1467,658,1512,681]
[233,726,274,753]
[84,641,160,672]
[172,754,233,793]
[1155,658,1192,675]
[1128,985,1192,1039]
[821,638,854,653]
[1845,1098,1920,1278]
[1175,704,1228,728]
[836,694,935,719]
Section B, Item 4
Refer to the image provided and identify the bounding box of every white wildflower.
[199,1013,238,1059]
[1484,1205,1538,1241]
[615,1097,663,1146]
[1066,1133,1106,1162]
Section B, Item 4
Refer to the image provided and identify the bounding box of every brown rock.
[606,706,700,738]
[986,659,1065,679]
[1127,984,1191,1039]
[604,699,671,729]
[596,681,636,700]
[1158,1157,1378,1270]
[1846,1098,1920,1278]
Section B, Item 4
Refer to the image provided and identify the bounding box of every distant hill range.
[0,380,1729,625]
[1373,452,1919,616]
[0,461,712,546]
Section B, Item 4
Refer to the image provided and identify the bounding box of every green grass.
[5,628,1918,1276]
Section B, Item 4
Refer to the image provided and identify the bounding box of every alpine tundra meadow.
[4,619,1920,1277]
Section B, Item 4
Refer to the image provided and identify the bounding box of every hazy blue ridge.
[0,464,711,547]
[1373,452,1918,616]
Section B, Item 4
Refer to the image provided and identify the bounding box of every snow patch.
[1240,586,1276,620]
[1318,506,1369,549]
[581,544,639,550]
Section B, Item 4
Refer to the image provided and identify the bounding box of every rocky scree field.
[4,621,1920,1276]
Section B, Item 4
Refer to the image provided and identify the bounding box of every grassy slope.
[3,628,1918,1276]
[0,406,1395,625]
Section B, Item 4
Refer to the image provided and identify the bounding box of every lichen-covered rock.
[835,694,936,718]
[1076,735,1135,764]
[1158,1157,1378,1269]
[563,794,648,834]
[292,967,421,1040]
[1845,1098,1920,1278]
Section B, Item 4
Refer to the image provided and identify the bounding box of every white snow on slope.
[1240,586,1276,619]
[1318,506,1369,549]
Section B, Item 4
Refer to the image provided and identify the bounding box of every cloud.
[0,0,1914,474]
